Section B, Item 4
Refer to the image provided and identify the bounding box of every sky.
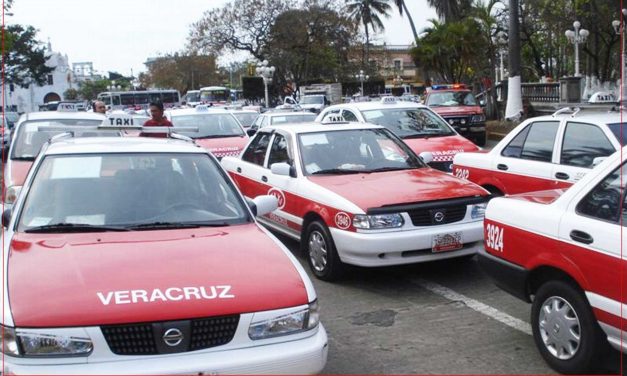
[8,0,437,77]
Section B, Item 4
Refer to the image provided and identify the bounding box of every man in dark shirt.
[142,102,172,137]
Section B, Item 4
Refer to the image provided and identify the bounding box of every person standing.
[141,102,172,137]
[92,100,107,114]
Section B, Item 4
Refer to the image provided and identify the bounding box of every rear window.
[607,123,627,146]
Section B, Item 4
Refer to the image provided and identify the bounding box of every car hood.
[431,106,482,116]
[308,169,487,212]
[402,135,480,161]
[194,136,249,158]
[508,189,566,205]
[8,224,308,327]
[9,160,32,187]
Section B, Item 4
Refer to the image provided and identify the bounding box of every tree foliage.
[63,88,78,100]
[344,0,391,65]
[3,25,54,88]
[77,80,110,101]
[142,54,220,93]
[263,4,358,93]
[188,0,289,60]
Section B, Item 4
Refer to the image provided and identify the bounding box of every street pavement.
[272,233,624,374]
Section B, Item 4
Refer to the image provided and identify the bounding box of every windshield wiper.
[125,221,231,230]
[11,156,35,161]
[364,166,417,173]
[25,223,130,233]
[193,134,241,139]
[402,132,449,139]
[311,168,365,175]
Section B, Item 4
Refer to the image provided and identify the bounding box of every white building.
[6,41,75,113]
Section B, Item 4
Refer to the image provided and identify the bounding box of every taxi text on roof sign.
[101,114,140,128]
[57,102,78,112]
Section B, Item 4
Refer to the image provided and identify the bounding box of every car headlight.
[248,301,320,340]
[353,214,404,229]
[471,114,486,123]
[5,185,21,204]
[471,203,487,219]
[0,325,93,357]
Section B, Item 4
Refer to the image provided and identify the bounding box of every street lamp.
[612,9,627,102]
[355,70,369,96]
[255,60,275,108]
[107,80,121,91]
[565,21,589,77]
[495,32,508,82]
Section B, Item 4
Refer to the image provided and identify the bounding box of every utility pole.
[505,0,523,121]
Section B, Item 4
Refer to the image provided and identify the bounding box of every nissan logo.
[163,328,184,347]
[434,211,445,223]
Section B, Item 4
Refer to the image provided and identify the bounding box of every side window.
[561,122,615,168]
[342,110,358,122]
[501,121,559,162]
[267,134,290,167]
[261,116,270,128]
[576,162,626,224]
[242,132,272,166]
[251,116,263,130]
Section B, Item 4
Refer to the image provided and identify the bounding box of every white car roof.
[261,121,383,135]
[526,111,625,124]
[263,111,317,117]
[19,111,106,122]
[326,99,427,112]
[165,107,231,117]
[44,137,204,156]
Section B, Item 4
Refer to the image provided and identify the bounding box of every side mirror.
[479,99,486,107]
[246,128,257,137]
[419,151,433,165]
[592,156,607,168]
[270,162,292,177]
[2,209,11,228]
[252,195,278,216]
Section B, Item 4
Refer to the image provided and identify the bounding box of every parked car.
[316,97,481,172]
[0,133,328,374]
[221,122,490,281]
[453,107,625,196]
[479,145,627,374]
[250,111,317,132]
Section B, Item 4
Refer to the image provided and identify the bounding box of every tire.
[531,280,607,374]
[302,220,343,281]
[475,132,487,147]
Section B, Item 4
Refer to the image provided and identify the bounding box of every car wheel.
[531,280,607,374]
[303,220,343,281]
[475,132,487,147]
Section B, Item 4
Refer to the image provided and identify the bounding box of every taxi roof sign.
[380,96,397,104]
[195,105,210,112]
[101,114,141,128]
[57,102,78,112]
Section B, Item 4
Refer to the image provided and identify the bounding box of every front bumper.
[477,248,530,302]
[330,219,483,267]
[4,325,328,375]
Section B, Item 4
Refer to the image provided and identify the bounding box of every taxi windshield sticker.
[97,286,235,306]
[50,156,102,179]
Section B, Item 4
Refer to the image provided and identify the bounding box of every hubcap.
[538,296,581,360]
[308,230,328,272]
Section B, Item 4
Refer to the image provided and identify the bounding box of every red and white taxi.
[0,136,327,374]
[479,146,627,374]
[453,108,624,196]
[3,110,107,206]
[315,97,481,172]
[221,122,490,281]
[167,106,249,159]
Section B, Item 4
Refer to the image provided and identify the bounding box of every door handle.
[555,172,569,180]
[497,164,508,171]
[570,230,593,245]
[261,176,268,183]
[237,167,242,173]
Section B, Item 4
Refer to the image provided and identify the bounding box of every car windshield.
[186,92,200,102]
[361,108,455,138]
[427,91,477,107]
[298,128,423,175]
[171,114,245,138]
[300,96,324,105]
[232,112,258,128]
[607,123,627,145]
[11,119,110,160]
[18,153,251,232]
[271,114,316,125]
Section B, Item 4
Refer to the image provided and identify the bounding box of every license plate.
[432,232,463,253]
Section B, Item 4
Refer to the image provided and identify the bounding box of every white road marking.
[415,278,532,336]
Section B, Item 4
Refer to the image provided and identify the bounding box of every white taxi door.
[558,161,626,333]
[552,121,618,185]
[231,131,273,199]
[491,120,561,194]
[263,132,302,237]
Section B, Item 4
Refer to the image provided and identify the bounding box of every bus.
[97,90,181,110]
[199,86,231,104]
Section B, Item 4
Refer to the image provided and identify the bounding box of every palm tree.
[345,0,391,67]
[392,0,418,42]
[426,0,473,22]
